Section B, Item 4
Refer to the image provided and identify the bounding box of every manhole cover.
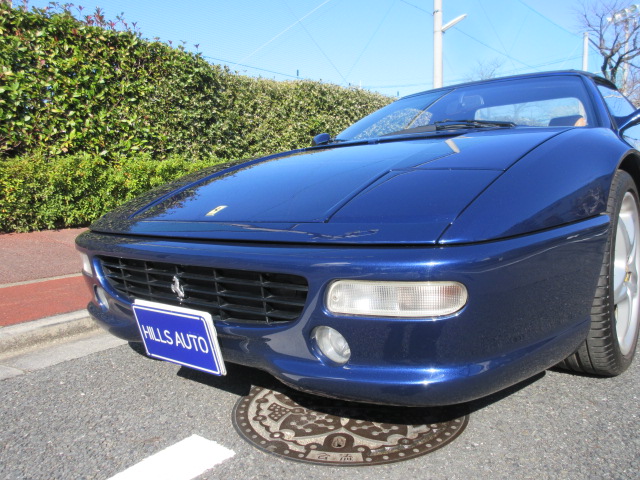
[232,385,469,466]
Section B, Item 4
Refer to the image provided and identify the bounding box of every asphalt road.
[1,341,638,480]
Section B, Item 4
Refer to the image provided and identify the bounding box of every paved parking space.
[1,342,638,479]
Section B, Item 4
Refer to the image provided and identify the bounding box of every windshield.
[336,76,595,142]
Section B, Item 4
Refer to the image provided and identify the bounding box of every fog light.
[94,286,110,311]
[311,326,351,365]
[327,280,467,317]
[80,253,92,276]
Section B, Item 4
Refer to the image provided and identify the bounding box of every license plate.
[132,299,226,376]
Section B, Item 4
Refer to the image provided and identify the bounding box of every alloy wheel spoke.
[617,218,632,264]
[628,277,638,300]
[613,269,627,304]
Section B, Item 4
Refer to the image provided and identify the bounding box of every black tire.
[558,170,640,375]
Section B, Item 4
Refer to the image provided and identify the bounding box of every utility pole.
[433,0,467,89]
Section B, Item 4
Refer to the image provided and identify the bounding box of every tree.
[464,59,504,82]
[578,1,640,97]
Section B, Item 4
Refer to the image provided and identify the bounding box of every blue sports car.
[77,71,640,406]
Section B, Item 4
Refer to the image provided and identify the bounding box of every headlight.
[326,280,467,318]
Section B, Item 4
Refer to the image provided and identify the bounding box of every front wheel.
[559,170,640,375]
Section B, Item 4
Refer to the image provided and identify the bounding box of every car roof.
[403,70,617,99]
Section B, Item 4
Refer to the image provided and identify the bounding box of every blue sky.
[24,0,610,97]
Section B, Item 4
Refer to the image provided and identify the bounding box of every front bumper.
[77,216,608,406]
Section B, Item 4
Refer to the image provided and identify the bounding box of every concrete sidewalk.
[0,228,98,358]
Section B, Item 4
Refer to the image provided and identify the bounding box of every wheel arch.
[619,152,640,194]
[558,169,640,375]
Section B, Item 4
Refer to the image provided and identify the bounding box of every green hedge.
[0,153,224,232]
[0,4,391,233]
[0,3,390,160]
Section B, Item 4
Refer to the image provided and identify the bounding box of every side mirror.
[312,132,331,147]
[619,109,640,132]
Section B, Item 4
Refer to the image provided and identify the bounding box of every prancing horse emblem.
[171,275,186,301]
[206,205,227,217]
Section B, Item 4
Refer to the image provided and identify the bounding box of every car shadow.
[463,372,545,414]
[180,361,546,424]
[128,341,547,423]
[548,365,602,378]
[176,362,277,398]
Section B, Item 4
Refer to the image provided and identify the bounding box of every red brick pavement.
[0,276,90,327]
[0,228,86,285]
[0,228,90,326]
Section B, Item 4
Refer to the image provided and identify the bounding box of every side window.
[598,85,635,119]
[623,124,640,150]
[476,98,587,126]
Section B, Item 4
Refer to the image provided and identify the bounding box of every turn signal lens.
[80,253,92,276]
[94,286,110,311]
[327,280,467,318]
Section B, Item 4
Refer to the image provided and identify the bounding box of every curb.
[0,310,100,359]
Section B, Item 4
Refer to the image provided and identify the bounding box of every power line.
[363,80,431,88]
[345,0,398,82]
[399,0,431,15]
[240,0,333,63]
[476,0,517,70]
[515,0,581,38]
[451,26,536,69]
[196,0,606,96]
[364,53,596,91]
[283,0,348,84]
[398,0,601,80]
[201,55,300,79]
[477,54,586,78]
[397,0,556,77]
[510,11,529,56]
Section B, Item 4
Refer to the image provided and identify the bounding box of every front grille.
[98,256,308,324]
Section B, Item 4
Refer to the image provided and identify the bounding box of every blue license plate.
[132,300,226,376]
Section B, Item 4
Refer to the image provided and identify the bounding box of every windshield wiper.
[379,120,516,138]
[434,119,516,130]
[340,119,517,143]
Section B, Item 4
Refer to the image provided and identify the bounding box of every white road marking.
[108,435,235,480]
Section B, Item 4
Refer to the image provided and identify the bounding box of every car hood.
[91,128,561,244]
